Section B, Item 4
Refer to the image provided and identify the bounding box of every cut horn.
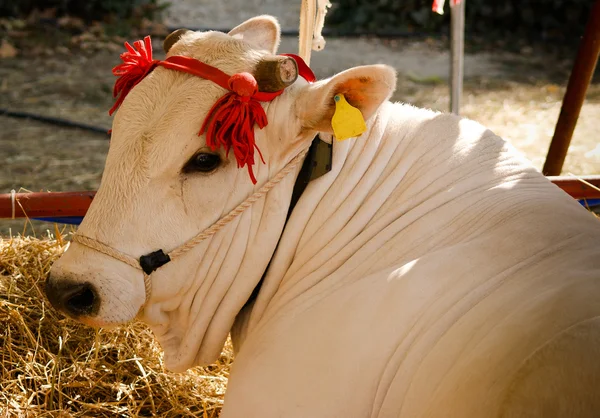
[254,56,299,93]
[163,28,191,53]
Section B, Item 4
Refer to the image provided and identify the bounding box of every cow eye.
[183,152,221,173]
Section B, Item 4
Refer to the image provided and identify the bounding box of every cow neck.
[244,134,333,308]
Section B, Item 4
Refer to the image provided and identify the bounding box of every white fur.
[49,16,600,417]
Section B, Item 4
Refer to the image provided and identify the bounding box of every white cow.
[46,16,600,417]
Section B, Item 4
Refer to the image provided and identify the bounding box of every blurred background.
[1,0,599,235]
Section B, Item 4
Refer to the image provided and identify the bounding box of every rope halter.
[72,35,316,312]
[72,148,308,309]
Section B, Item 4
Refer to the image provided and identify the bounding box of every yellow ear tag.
[331,94,367,141]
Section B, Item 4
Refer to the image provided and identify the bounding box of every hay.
[0,232,232,417]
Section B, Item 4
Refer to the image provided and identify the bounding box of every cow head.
[45,15,396,372]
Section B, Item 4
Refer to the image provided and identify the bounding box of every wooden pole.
[542,0,600,175]
[450,0,465,114]
[298,0,316,65]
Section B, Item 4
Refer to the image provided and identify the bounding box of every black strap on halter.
[139,249,171,275]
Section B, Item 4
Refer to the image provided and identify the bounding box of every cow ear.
[295,65,397,134]
[228,15,281,54]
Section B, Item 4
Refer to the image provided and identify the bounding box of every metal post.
[542,0,600,176]
[450,0,465,114]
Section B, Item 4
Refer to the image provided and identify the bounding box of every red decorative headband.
[110,36,316,184]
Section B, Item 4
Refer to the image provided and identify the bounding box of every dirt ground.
[1,12,599,236]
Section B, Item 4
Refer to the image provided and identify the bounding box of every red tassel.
[200,73,267,184]
[109,36,158,115]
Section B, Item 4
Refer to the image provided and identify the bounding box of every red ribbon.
[109,36,316,184]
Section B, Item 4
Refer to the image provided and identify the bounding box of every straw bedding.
[0,231,232,417]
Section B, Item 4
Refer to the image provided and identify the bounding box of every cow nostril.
[45,277,100,318]
[64,283,97,316]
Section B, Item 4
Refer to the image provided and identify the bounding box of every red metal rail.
[0,176,598,220]
[547,175,600,200]
[0,191,95,219]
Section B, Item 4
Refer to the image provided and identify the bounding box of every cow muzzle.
[45,275,100,318]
